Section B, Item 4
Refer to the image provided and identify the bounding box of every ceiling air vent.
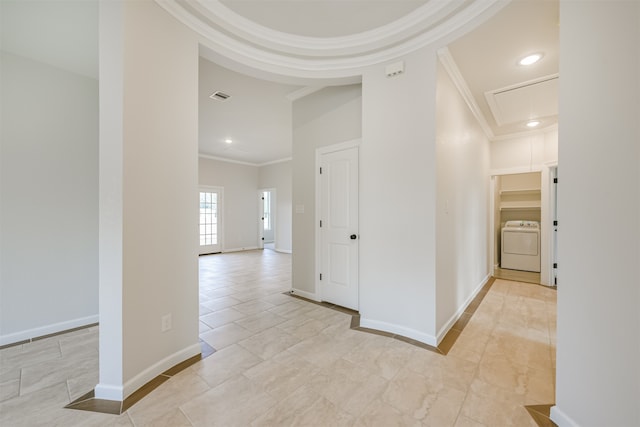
[209,91,231,101]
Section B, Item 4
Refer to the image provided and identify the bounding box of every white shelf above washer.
[500,200,541,210]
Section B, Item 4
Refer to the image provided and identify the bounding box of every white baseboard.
[223,246,259,253]
[123,343,201,399]
[436,274,490,344]
[94,383,123,401]
[274,248,292,254]
[359,317,437,347]
[0,314,99,347]
[550,405,581,427]
[95,342,201,401]
[290,288,319,302]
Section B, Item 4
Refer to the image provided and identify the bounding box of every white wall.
[98,0,200,400]
[435,61,490,338]
[0,52,98,345]
[199,157,260,251]
[291,85,362,296]
[490,128,558,174]
[259,161,292,252]
[552,1,639,426]
[360,48,439,344]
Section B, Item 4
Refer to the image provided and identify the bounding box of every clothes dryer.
[501,220,541,272]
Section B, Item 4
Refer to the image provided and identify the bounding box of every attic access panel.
[485,75,558,126]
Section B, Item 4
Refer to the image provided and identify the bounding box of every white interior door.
[262,189,275,244]
[199,188,222,254]
[319,145,359,310]
[258,191,264,249]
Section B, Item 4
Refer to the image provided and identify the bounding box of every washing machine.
[501,220,540,272]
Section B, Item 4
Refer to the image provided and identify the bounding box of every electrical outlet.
[161,313,172,332]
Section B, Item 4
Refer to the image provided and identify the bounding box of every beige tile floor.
[493,267,541,286]
[0,250,556,426]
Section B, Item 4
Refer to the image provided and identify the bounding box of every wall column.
[360,47,439,344]
[552,1,640,425]
[96,0,200,400]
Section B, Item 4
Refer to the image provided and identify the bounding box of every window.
[199,191,218,246]
[263,191,271,231]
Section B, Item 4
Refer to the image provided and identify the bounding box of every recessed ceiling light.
[518,53,543,66]
[224,139,233,144]
[526,120,541,128]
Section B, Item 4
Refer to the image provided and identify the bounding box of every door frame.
[315,139,360,306]
[199,186,224,254]
[488,166,556,285]
[546,163,558,286]
[540,162,557,286]
[258,188,276,250]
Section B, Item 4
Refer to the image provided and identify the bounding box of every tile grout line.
[448,280,497,427]
[35,260,553,422]
[0,323,99,351]
[178,406,195,427]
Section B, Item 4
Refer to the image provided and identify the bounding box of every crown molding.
[437,48,559,143]
[187,0,458,56]
[491,123,558,142]
[437,47,494,139]
[285,86,325,102]
[258,157,292,167]
[198,153,292,167]
[199,153,258,167]
[155,0,507,79]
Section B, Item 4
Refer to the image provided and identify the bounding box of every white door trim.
[258,188,276,249]
[488,168,555,285]
[544,162,558,286]
[315,139,361,306]
[489,175,496,276]
[199,186,224,254]
[258,190,264,250]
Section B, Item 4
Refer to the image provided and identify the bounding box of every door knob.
[350,234,357,240]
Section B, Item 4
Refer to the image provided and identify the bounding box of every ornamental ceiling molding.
[156,0,507,78]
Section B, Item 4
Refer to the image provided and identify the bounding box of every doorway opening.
[491,172,542,284]
[259,189,276,250]
[489,167,558,286]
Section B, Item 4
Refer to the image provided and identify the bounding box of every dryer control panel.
[504,220,539,229]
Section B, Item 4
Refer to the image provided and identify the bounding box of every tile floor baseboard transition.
[0,323,100,351]
[65,340,216,415]
[525,404,559,427]
[287,276,496,355]
[2,251,557,426]
[289,277,556,427]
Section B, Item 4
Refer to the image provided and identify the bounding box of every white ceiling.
[1,0,557,163]
[446,0,559,137]
[199,58,302,164]
[220,0,428,37]
[198,0,559,162]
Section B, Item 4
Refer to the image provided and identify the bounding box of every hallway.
[0,250,556,426]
